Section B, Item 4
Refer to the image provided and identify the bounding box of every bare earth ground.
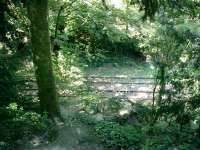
[18,97,104,150]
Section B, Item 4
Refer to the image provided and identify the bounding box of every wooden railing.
[3,76,157,101]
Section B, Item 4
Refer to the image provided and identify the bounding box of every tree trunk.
[27,0,60,117]
[158,65,165,105]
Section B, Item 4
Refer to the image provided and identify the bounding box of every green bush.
[95,122,143,149]
[0,102,49,148]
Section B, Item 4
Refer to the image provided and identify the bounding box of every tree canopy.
[0,0,199,149]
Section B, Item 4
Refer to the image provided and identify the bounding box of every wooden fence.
[8,76,157,101]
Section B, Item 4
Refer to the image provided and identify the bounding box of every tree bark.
[158,65,165,105]
[27,0,60,117]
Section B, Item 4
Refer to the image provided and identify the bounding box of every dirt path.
[19,98,104,150]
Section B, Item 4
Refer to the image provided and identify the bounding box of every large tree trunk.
[27,0,60,117]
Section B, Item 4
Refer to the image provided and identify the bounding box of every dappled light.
[0,0,200,150]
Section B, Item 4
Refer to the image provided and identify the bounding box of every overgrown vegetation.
[0,0,199,149]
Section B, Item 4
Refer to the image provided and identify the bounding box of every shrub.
[95,121,143,149]
[0,102,49,148]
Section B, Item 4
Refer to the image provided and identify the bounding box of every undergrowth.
[77,96,200,150]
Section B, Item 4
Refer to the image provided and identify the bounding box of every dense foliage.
[0,0,199,149]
